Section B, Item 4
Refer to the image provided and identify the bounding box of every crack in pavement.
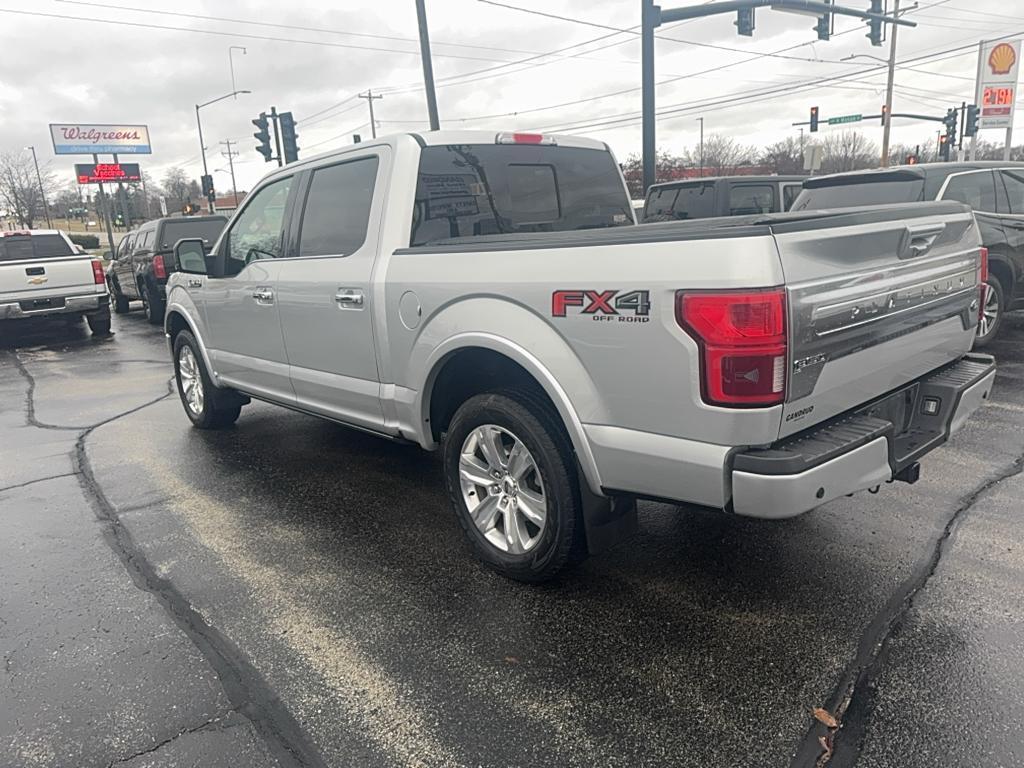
[9,350,328,768]
[0,472,80,494]
[105,708,238,768]
[789,449,1024,768]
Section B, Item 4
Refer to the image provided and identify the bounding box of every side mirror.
[173,238,208,275]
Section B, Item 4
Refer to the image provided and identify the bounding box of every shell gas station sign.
[975,39,1021,131]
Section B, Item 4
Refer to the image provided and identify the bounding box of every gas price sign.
[74,163,142,184]
[975,39,1021,130]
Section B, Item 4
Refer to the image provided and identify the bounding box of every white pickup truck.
[163,130,995,582]
[0,230,111,335]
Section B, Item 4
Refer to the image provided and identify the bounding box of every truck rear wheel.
[173,330,242,429]
[86,308,111,335]
[975,277,1004,348]
[443,390,584,583]
[142,284,164,326]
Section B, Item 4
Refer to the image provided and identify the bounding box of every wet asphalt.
[1,307,1023,768]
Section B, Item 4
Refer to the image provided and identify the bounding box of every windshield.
[410,144,632,246]
[160,219,227,250]
[0,234,74,262]
[790,175,925,211]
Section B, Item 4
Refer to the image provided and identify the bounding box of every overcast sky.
[1,0,1021,196]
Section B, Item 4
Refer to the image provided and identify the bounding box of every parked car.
[642,175,807,222]
[791,162,1024,345]
[164,130,993,582]
[0,229,110,334]
[108,215,226,324]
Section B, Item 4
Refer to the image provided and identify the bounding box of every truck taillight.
[152,254,167,279]
[495,132,556,146]
[676,289,787,407]
[979,247,989,283]
[91,259,105,285]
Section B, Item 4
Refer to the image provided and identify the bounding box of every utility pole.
[880,0,900,167]
[799,127,805,154]
[220,140,240,207]
[26,145,52,228]
[414,0,440,130]
[269,106,284,168]
[359,90,383,138]
[641,0,656,192]
[112,152,132,230]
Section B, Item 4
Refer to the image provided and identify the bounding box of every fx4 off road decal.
[551,290,651,323]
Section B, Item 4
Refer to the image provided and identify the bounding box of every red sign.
[74,162,142,184]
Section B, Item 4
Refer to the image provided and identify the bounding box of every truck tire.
[974,277,1004,348]
[141,284,164,326]
[111,281,130,314]
[86,308,111,335]
[443,389,584,583]
[173,330,241,429]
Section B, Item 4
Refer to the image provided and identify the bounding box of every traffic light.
[279,111,299,164]
[965,104,980,137]
[181,202,200,215]
[815,13,830,41]
[880,104,888,126]
[810,106,819,133]
[735,7,754,36]
[252,112,273,162]
[943,108,958,156]
[200,174,214,197]
[866,0,883,46]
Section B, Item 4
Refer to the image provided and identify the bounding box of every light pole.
[25,145,51,228]
[229,46,246,97]
[696,117,704,177]
[844,45,899,167]
[415,0,440,130]
[195,89,250,213]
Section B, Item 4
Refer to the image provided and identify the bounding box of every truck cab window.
[729,185,774,216]
[410,144,631,246]
[942,171,996,212]
[1000,170,1024,215]
[224,176,293,275]
[298,156,379,257]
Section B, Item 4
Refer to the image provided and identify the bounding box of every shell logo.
[988,43,1017,76]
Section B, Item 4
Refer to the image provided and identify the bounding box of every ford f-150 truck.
[164,130,995,582]
[0,229,111,335]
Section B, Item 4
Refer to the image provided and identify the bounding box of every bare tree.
[820,130,878,173]
[161,166,191,208]
[700,134,754,175]
[759,137,805,174]
[0,152,57,228]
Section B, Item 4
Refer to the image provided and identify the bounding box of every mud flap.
[578,468,638,555]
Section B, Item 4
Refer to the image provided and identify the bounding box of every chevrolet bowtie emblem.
[27,276,48,285]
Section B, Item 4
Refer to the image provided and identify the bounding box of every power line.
[0,7,521,62]
[477,0,863,64]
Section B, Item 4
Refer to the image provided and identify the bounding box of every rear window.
[410,144,632,246]
[159,219,226,250]
[0,234,74,262]
[645,182,716,221]
[791,174,925,211]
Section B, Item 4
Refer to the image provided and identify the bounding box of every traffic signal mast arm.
[656,0,916,27]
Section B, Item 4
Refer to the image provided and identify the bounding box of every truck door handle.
[334,288,364,309]
[904,223,945,258]
[252,287,275,305]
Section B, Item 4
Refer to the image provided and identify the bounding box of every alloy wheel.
[178,345,204,415]
[458,425,547,555]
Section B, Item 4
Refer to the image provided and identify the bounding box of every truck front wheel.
[443,390,584,583]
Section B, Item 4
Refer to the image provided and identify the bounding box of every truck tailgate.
[0,256,99,300]
[772,202,981,438]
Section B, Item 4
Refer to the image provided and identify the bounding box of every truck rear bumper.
[0,293,108,320]
[731,354,996,519]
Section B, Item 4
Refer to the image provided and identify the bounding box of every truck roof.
[806,160,1024,186]
[648,175,807,191]
[263,130,612,180]
[1,229,66,237]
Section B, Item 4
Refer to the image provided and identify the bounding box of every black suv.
[107,215,226,324]
[791,162,1024,345]
[642,175,807,222]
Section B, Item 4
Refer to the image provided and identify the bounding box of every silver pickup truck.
[0,229,111,335]
[165,130,995,582]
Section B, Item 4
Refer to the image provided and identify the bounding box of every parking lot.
[2,310,1023,768]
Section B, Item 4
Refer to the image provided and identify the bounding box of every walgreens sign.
[50,123,152,155]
